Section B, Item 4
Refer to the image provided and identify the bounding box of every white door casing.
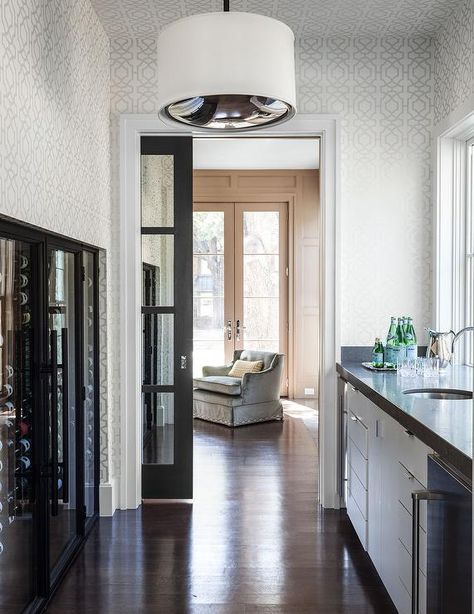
[118,114,341,512]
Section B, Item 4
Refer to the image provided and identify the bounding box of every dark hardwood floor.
[47,406,395,613]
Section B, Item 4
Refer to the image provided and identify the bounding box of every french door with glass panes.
[141,136,193,500]
[193,202,288,395]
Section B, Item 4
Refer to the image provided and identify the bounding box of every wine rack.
[0,243,33,560]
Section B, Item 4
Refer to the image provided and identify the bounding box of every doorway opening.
[192,137,320,401]
[122,114,339,509]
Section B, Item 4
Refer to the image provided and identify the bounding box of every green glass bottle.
[402,316,409,337]
[405,316,417,360]
[396,317,407,361]
[385,317,397,365]
[372,338,384,368]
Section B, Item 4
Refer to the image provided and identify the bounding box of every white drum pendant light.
[157,2,297,130]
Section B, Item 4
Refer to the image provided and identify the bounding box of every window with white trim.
[436,121,474,366]
[465,139,474,365]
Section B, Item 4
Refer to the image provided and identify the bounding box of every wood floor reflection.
[47,406,395,613]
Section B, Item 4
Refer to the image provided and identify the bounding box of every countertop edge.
[336,362,472,481]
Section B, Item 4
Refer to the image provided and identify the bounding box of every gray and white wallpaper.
[2,0,472,510]
[434,0,474,125]
[0,0,114,486]
[110,35,434,345]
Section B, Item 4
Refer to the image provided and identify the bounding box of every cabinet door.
[377,409,406,603]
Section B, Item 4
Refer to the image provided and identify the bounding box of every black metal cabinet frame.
[0,218,101,613]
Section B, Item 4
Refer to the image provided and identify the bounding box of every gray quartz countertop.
[337,362,473,480]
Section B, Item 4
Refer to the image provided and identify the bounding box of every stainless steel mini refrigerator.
[422,455,472,613]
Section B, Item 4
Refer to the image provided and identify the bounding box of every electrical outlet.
[304,388,315,395]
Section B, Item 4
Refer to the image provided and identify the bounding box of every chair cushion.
[228,359,263,378]
[239,350,276,370]
[193,376,242,396]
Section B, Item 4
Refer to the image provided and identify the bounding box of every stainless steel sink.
[403,388,473,400]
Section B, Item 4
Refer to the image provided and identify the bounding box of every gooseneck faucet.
[452,326,474,359]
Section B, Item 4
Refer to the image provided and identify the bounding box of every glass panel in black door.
[48,249,77,570]
[0,239,35,612]
[141,136,193,499]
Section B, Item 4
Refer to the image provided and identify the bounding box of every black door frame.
[0,217,101,613]
[141,136,193,499]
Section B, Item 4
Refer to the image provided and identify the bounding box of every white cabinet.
[344,384,432,614]
[346,386,371,549]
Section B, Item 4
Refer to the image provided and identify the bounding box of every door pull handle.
[226,320,232,341]
[180,355,187,370]
[411,490,446,614]
[61,328,69,504]
[50,330,59,517]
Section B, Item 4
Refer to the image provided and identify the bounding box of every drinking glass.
[416,357,440,378]
[397,357,417,378]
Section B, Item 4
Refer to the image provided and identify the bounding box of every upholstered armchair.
[193,350,285,427]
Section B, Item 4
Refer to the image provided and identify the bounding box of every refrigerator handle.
[411,490,446,614]
[50,330,59,517]
[61,328,69,504]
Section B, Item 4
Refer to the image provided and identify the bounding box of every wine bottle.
[395,318,407,361]
[404,317,418,360]
[385,317,397,365]
[372,338,384,368]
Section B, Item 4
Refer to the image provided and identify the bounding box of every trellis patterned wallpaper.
[2,0,472,509]
[92,0,461,38]
[0,0,114,485]
[110,35,434,345]
[106,0,474,506]
[433,0,474,125]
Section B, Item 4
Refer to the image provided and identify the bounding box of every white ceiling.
[91,0,461,39]
[193,138,320,170]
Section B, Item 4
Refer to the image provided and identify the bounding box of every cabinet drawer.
[398,500,427,574]
[398,462,427,531]
[398,427,431,486]
[348,410,368,459]
[347,490,367,549]
[346,386,372,424]
[348,463,367,519]
[348,435,367,489]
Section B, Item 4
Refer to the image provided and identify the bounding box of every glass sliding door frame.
[0,218,100,613]
[141,136,193,500]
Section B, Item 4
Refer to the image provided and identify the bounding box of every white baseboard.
[99,478,119,516]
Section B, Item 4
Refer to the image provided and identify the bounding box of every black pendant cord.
[223,0,229,11]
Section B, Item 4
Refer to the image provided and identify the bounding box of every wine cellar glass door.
[0,237,37,612]
[46,247,80,578]
[0,219,99,612]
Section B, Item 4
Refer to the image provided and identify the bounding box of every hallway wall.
[0,1,115,495]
